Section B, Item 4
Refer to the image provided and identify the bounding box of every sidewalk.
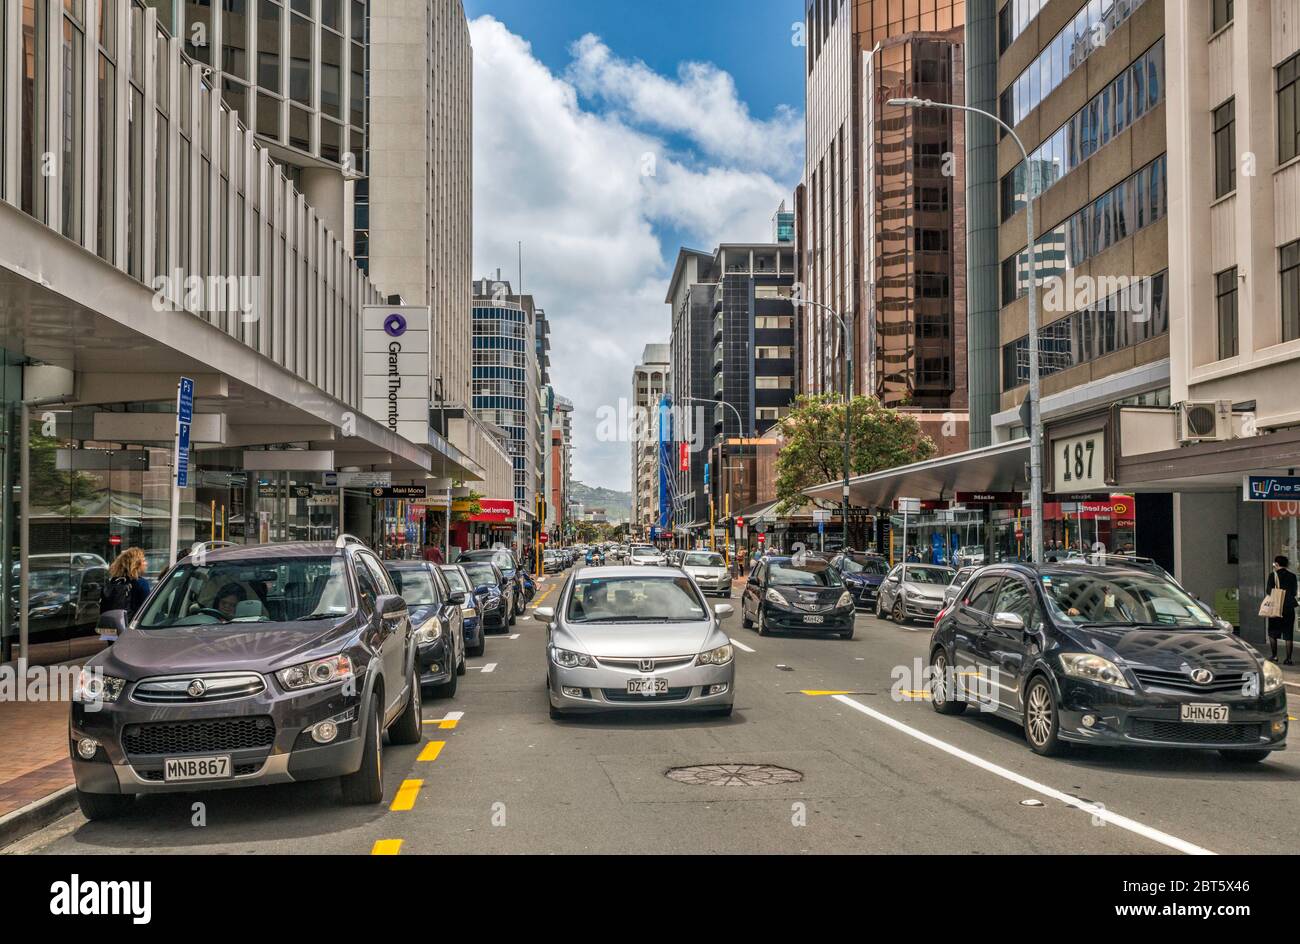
[0,696,74,832]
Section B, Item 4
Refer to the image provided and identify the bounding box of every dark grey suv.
[68,536,423,820]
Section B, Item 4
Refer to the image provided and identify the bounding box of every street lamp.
[887,96,1044,565]
[678,395,746,570]
[790,296,854,551]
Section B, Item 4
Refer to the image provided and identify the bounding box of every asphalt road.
[11,573,1300,855]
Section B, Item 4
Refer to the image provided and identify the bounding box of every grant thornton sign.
[361,305,431,444]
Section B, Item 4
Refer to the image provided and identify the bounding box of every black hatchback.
[739,556,856,639]
[928,563,1288,761]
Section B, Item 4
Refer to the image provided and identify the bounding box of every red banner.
[469,499,515,522]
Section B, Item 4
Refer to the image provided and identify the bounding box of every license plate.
[1180,703,1229,723]
[163,754,232,782]
[803,614,824,624]
[627,677,668,696]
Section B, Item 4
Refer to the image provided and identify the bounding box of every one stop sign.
[539,533,549,543]
[757,534,766,544]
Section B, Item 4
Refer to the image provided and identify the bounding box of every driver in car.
[214,583,248,620]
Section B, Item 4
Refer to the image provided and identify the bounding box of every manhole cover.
[665,763,804,787]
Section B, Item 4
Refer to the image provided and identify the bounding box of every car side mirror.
[376,593,407,619]
[449,591,466,605]
[714,603,734,618]
[990,611,1025,632]
[533,605,554,622]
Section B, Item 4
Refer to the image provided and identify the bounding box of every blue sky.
[463,1,805,492]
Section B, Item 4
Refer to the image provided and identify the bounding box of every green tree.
[27,430,100,517]
[774,394,936,516]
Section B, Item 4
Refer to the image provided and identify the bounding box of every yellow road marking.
[801,690,855,696]
[390,779,423,811]
[1290,715,1297,722]
[899,689,930,699]
[418,740,445,761]
[439,719,458,729]
[371,839,403,855]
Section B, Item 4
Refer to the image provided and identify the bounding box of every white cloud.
[469,16,801,492]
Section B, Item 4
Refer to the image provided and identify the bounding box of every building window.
[1212,0,1233,32]
[21,0,48,219]
[1215,267,1238,359]
[1282,239,1300,342]
[1213,99,1235,198]
[1279,52,1300,164]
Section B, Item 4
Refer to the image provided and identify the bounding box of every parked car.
[438,564,486,657]
[876,563,955,624]
[543,550,565,574]
[383,560,465,697]
[739,555,855,639]
[458,560,513,634]
[535,566,735,718]
[943,565,980,609]
[681,550,731,597]
[954,546,986,567]
[68,536,423,820]
[459,548,521,621]
[928,562,1288,760]
[829,552,890,611]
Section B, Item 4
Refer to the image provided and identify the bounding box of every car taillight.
[934,606,950,626]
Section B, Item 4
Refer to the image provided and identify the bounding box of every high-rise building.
[801,0,968,415]
[548,394,573,537]
[631,344,670,537]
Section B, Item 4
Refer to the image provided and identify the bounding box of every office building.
[631,343,670,537]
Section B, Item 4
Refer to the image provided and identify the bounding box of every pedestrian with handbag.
[1263,555,1296,664]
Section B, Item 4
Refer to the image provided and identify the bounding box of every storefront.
[452,499,517,558]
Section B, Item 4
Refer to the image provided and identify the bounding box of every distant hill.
[569,480,631,523]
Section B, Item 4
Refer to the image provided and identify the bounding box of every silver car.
[536,566,735,718]
[876,563,955,624]
[680,550,731,597]
[628,545,666,567]
[942,566,979,609]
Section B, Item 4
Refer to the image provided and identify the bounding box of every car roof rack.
[335,533,366,549]
[186,540,237,555]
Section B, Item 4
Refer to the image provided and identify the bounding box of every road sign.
[757,533,766,544]
[539,533,549,543]
[177,376,194,425]
[736,517,745,529]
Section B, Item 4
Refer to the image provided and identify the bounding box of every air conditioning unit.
[1178,399,1233,443]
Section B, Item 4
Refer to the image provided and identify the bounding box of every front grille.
[136,762,263,782]
[1132,668,1252,695]
[596,655,695,672]
[122,717,276,756]
[1130,718,1262,744]
[603,687,692,703]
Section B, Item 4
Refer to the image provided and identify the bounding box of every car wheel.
[1023,676,1067,756]
[741,605,753,629]
[876,597,888,620]
[340,695,384,805]
[549,704,564,720]
[508,599,518,626]
[930,648,965,716]
[840,627,854,640]
[456,629,467,676]
[708,704,734,717]
[388,668,422,745]
[468,633,485,658]
[75,789,134,821]
[433,659,459,698]
[891,599,906,624]
[757,608,771,636]
[1220,749,1271,763]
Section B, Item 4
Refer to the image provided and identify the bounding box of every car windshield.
[462,563,496,586]
[439,567,470,595]
[137,555,351,627]
[840,556,889,575]
[905,567,955,585]
[684,552,725,567]
[566,576,707,623]
[388,568,439,606]
[465,550,514,572]
[1041,571,1216,628]
[769,563,843,587]
[630,547,656,557]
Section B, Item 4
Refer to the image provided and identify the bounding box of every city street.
[12,574,1299,857]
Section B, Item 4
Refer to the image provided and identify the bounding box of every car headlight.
[765,588,787,605]
[551,647,595,669]
[1058,652,1130,689]
[415,617,442,643]
[74,668,126,704]
[277,654,355,691]
[696,644,734,666]
[1263,659,1284,694]
[837,591,854,608]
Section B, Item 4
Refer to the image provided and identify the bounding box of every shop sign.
[1244,475,1300,501]
[955,491,1022,505]
[328,471,392,488]
[1052,430,1105,491]
[361,305,431,444]
[470,499,515,522]
[371,485,427,499]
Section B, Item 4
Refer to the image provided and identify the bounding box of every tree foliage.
[774,394,936,514]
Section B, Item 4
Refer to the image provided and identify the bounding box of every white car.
[629,545,666,566]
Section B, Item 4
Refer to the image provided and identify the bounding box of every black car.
[459,548,521,622]
[68,536,423,821]
[739,555,855,639]
[458,559,513,633]
[384,560,466,697]
[829,552,891,610]
[928,563,1288,760]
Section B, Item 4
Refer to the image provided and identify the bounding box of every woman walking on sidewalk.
[100,547,153,627]
[1265,555,1296,665]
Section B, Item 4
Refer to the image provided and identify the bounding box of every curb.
[0,785,77,852]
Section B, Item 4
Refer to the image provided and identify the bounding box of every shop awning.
[802,439,1031,509]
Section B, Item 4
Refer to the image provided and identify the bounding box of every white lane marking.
[509,634,520,640]
[728,637,756,653]
[443,710,465,722]
[829,693,1215,856]
[478,662,498,673]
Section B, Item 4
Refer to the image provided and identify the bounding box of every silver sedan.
[535,566,735,718]
[680,550,732,597]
